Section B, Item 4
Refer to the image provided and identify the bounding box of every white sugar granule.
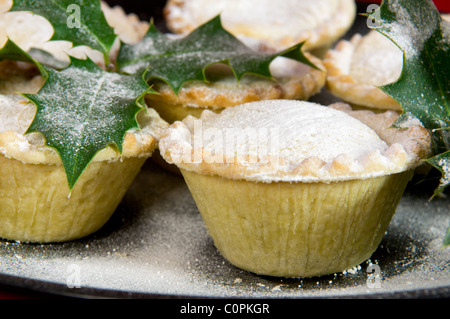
[437,157,450,185]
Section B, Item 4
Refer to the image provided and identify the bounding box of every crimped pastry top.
[147,54,326,109]
[323,30,403,110]
[159,100,431,183]
[0,92,168,165]
[324,15,449,110]
[164,0,356,51]
[347,31,403,87]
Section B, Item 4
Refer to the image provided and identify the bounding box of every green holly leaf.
[0,38,35,63]
[368,0,450,195]
[426,151,450,196]
[0,38,46,75]
[10,0,117,63]
[117,15,317,93]
[444,224,450,248]
[23,57,151,190]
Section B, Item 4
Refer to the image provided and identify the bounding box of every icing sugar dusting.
[437,157,450,186]
[350,31,403,86]
[189,100,388,164]
[384,0,439,59]
[0,94,35,134]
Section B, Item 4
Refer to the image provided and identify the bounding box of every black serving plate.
[0,159,449,299]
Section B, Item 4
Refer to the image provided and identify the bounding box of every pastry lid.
[324,15,450,110]
[324,30,403,110]
[159,100,431,183]
[164,0,356,52]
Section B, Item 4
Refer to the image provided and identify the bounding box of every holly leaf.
[368,0,450,195]
[117,15,317,93]
[23,57,151,190]
[0,38,46,74]
[0,38,36,63]
[10,0,117,63]
[444,224,450,248]
[426,151,450,195]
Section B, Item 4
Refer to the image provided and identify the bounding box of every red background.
[357,0,450,12]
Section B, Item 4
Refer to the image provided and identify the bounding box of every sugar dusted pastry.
[0,75,168,243]
[146,54,326,123]
[324,15,450,111]
[324,30,403,110]
[164,0,356,56]
[0,2,168,243]
[159,100,430,277]
[0,0,148,67]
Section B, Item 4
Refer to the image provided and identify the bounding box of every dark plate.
[0,160,449,299]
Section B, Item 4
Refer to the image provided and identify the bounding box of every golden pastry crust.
[329,103,431,160]
[324,31,402,111]
[147,54,326,109]
[159,100,430,183]
[163,0,356,53]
